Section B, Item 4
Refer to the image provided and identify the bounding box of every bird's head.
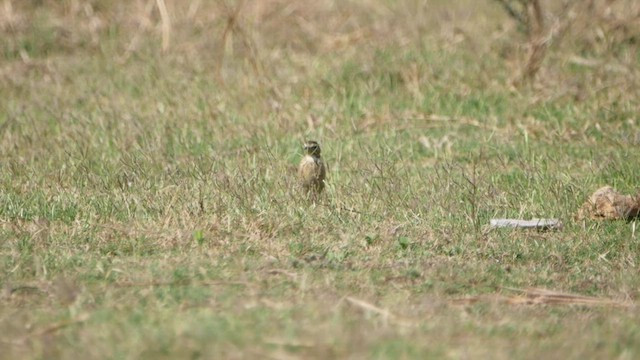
[303,140,321,156]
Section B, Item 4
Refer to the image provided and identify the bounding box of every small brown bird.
[298,140,327,197]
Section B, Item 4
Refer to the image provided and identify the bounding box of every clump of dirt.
[577,186,640,220]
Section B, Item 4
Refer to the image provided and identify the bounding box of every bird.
[298,140,327,198]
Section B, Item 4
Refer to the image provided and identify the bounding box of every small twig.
[216,0,246,84]
[501,287,633,307]
[156,0,171,52]
[453,288,634,308]
[344,296,394,320]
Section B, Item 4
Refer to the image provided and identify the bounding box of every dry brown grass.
[1,0,640,359]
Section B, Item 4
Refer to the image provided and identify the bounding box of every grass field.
[1,0,640,358]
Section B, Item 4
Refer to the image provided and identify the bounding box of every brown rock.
[577,186,640,220]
